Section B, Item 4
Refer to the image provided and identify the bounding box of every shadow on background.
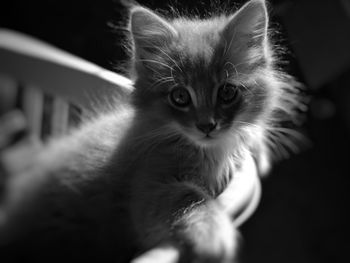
[1,0,349,262]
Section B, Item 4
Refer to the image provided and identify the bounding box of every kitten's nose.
[196,119,217,134]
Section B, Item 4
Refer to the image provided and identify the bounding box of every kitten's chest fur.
[118,133,232,196]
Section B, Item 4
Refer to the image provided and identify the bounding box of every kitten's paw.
[131,245,180,263]
[187,227,239,263]
[177,203,240,263]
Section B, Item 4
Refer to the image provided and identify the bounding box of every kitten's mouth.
[195,133,222,147]
[204,134,213,139]
[200,133,216,142]
[178,127,219,146]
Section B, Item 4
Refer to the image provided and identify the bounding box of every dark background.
[1,0,350,262]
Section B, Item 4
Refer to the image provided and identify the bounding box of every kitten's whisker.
[229,60,255,71]
[224,62,239,77]
[232,61,248,68]
[138,59,175,72]
[238,82,253,96]
[251,32,266,40]
[178,53,186,70]
[235,121,260,129]
[153,46,183,74]
[151,77,175,88]
[224,29,237,57]
[223,64,253,95]
[146,67,164,77]
[154,76,174,83]
[224,69,229,80]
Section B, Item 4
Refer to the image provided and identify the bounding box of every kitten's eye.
[169,87,191,107]
[218,83,240,105]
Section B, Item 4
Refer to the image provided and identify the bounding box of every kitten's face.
[166,77,243,145]
[130,1,270,147]
[144,57,250,147]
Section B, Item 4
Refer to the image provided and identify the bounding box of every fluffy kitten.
[0,0,302,262]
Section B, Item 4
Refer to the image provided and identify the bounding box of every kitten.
[0,0,303,262]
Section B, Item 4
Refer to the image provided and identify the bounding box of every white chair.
[0,28,261,263]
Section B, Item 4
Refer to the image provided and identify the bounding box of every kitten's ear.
[130,7,178,57]
[222,0,269,68]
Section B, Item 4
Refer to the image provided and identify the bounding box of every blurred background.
[0,0,349,262]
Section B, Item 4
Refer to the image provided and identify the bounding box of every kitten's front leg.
[174,200,239,263]
[130,180,239,263]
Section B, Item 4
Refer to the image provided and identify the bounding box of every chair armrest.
[0,28,133,112]
[217,152,261,227]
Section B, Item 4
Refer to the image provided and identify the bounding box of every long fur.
[0,1,304,262]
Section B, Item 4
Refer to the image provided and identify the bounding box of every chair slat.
[0,74,18,113]
[51,97,69,136]
[22,85,43,140]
